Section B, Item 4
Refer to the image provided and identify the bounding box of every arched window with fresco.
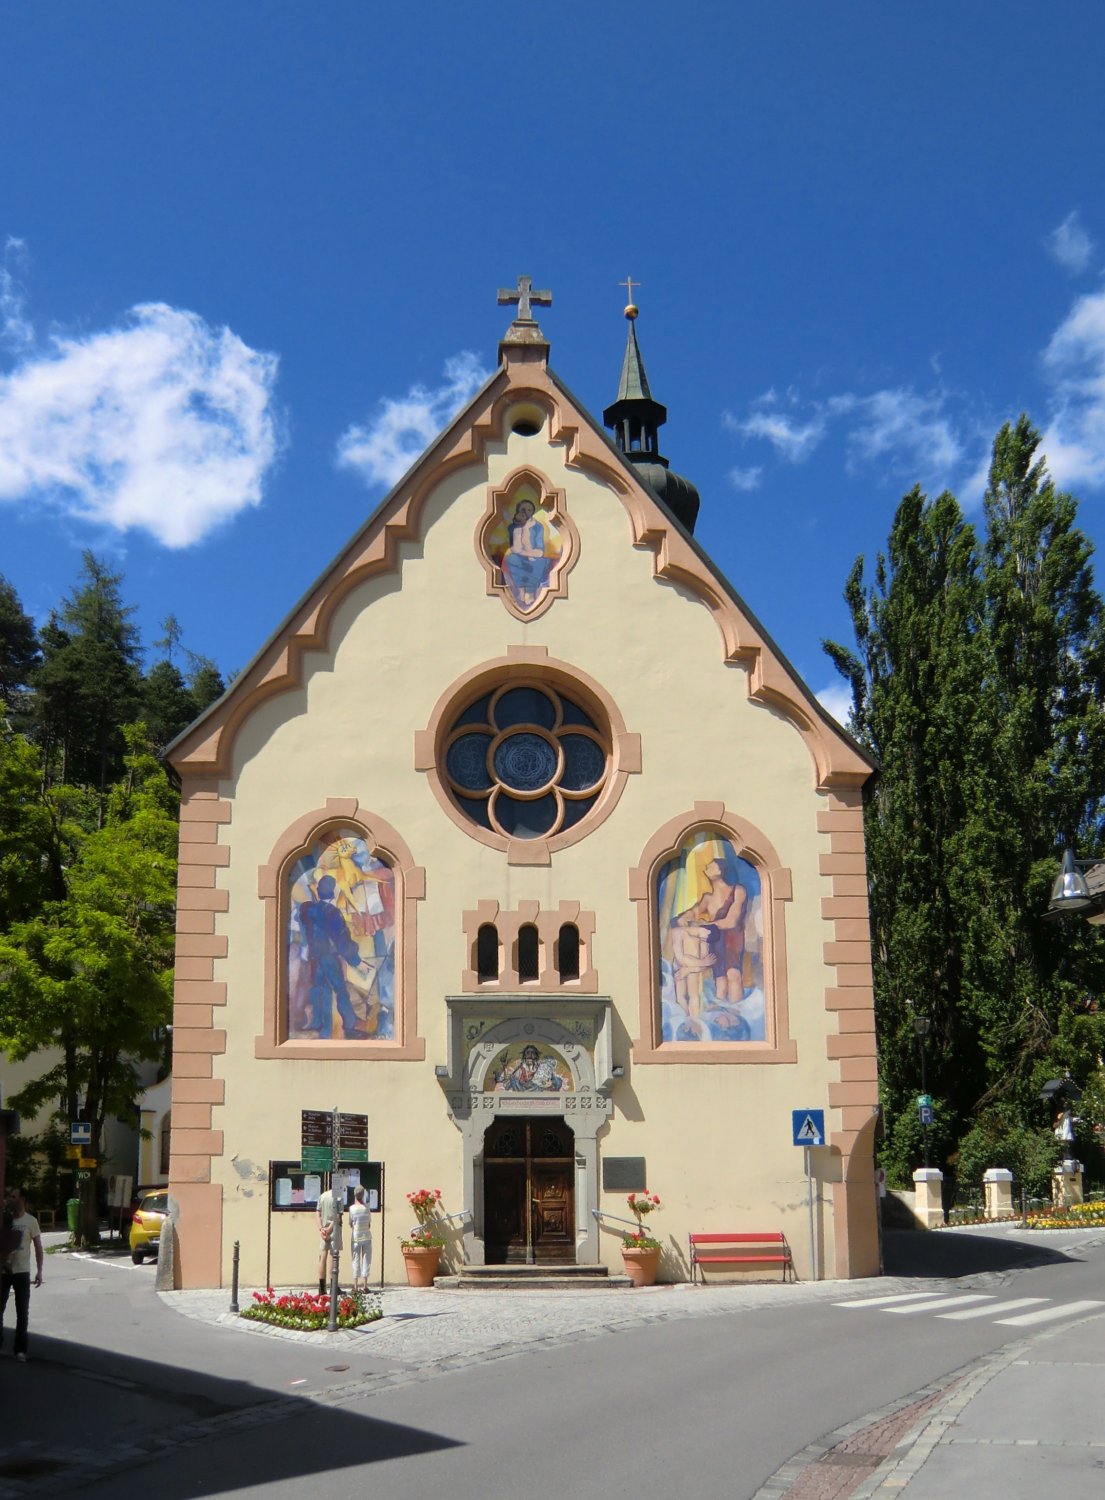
[655,829,765,1044]
[630,809,796,1063]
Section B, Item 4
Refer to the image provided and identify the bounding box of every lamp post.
[912,1013,932,1170]
[1046,847,1105,921]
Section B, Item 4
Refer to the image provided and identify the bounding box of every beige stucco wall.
[168,364,878,1289]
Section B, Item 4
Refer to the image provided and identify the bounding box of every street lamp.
[1046,848,1105,921]
[908,1006,933,1170]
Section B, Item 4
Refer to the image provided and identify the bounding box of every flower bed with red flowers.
[240,1287,382,1331]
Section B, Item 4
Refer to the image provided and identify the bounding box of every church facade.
[166,285,880,1288]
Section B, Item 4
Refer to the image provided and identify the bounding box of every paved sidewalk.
[751,1304,1105,1500]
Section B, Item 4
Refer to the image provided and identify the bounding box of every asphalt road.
[5,1226,1104,1500]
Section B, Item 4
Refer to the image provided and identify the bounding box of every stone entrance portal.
[437,998,616,1266]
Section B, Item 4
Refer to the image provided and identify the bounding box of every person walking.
[1,1186,44,1362]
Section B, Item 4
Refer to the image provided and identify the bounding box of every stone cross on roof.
[498,275,552,323]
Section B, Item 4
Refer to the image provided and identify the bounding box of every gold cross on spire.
[620,276,641,320]
[497,274,552,323]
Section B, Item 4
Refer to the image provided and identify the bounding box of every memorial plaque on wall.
[602,1156,647,1191]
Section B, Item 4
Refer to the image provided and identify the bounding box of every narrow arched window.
[477,923,499,983]
[159,1111,172,1176]
[557,923,580,982]
[517,923,540,983]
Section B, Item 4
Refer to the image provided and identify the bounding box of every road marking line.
[995,1300,1105,1326]
[937,1298,1048,1320]
[833,1292,949,1308]
[885,1294,993,1314]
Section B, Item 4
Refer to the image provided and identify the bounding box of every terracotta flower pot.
[402,1245,442,1287]
[621,1245,661,1287]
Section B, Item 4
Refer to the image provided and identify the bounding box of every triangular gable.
[167,341,874,791]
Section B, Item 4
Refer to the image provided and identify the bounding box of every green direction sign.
[301,1146,333,1173]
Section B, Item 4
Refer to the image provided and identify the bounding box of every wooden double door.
[483,1116,575,1264]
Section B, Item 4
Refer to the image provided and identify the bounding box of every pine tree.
[33,554,142,806]
[0,575,40,715]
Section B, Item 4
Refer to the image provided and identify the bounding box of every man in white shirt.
[348,1184,373,1292]
[1,1186,44,1362]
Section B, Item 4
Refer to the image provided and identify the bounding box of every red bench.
[689,1231,794,1283]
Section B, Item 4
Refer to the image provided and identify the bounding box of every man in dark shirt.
[299,875,370,1039]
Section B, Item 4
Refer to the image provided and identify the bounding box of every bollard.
[229,1239,240,1314]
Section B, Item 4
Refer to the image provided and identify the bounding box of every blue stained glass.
[455,795,493,830]
[493,686,557,731]
[493,732,557,791]
[559,734,605,791]
[455,694,493,728]
[446,733,493,791]
[558,699,598,730]
[494,791,559,838]
[558,795,597,830]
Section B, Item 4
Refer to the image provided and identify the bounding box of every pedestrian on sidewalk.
[348,1184,372,1292]
[1,1185,44,1362]
[316,1182,341,1295]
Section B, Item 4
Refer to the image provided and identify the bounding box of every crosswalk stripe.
[833,1292,950,1308]
[885,1294,993,1314]
[937,1298,1048,1320]
[995,1300,1105,1327]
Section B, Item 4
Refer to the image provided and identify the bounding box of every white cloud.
[1046,210,1094,275]
[0,238,33,353]
[1039,286,1105,490]
[336,352,490,490]
[844,388,963,477]
[815,681,853,728]
[724,401,826,462]
[728,464,763,491]
[0,302,280,546]
[726,383,964,491]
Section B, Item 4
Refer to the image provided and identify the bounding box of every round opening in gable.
[506,401,545,438]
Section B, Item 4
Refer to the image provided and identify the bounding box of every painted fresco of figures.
[656,831,765,1043]
[491,1044,572,1092]
[286,830,395,1040]
[485,486,563,613]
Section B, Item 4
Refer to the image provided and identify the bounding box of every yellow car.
[129,1190,168,1264]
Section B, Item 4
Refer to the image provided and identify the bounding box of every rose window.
[442,682,609,839]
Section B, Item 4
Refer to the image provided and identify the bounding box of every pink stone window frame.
[255,798,426,1061]
[628,803,797,1065]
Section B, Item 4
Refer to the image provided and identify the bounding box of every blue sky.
[2,3,1104,720]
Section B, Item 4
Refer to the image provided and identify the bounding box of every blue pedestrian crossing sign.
[792,1109,825,1146]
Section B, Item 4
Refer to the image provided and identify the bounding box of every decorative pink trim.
[253,800,426,1060]
[167,359,873,794]
[459,901,597,992]
[628,805,797,1065]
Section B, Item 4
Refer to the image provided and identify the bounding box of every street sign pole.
[805,1145,817,1282]
[329,1106,341,1333]
[792,1110,825,1282]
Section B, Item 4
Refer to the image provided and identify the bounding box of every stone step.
[435,1272,634,1290]
[434,1263,634,1290]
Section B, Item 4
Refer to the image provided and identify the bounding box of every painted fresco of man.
[298,874,370,1040]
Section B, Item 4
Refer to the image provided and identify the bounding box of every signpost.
[301,1108,369,1331]
[792,1109,826,1281]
